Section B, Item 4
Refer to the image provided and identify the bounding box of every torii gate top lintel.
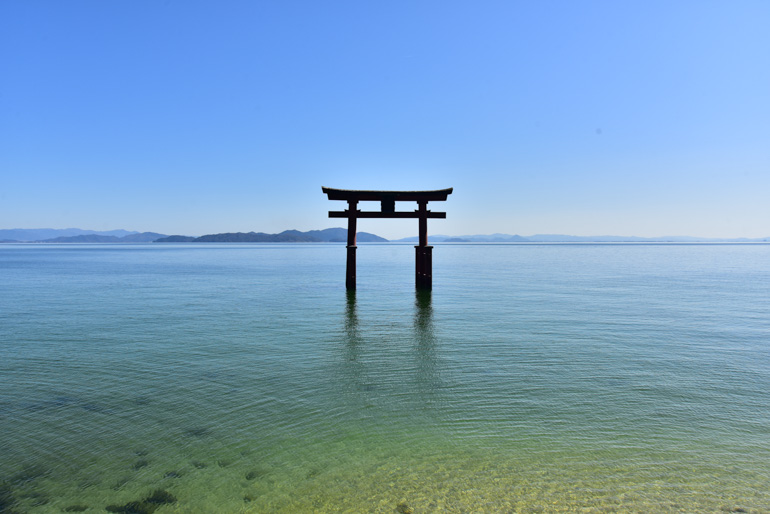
[321,187,453,203]
[322,186,453,290]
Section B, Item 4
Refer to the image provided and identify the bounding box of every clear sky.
[2,1,769,240]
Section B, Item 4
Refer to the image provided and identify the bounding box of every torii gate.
[322,187,453,290]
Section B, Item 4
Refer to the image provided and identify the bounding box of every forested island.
[154,228,387,243]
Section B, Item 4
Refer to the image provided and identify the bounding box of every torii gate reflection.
[322,187,453,289]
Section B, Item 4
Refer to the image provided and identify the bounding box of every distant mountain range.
[0,229,163,243]
[155,228,386,243]
[0,228,386,243]
[39,232,167,243]
[395,233,770,243]
[2,228,768,244]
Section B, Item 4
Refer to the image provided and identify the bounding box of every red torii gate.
[322,187,453,289]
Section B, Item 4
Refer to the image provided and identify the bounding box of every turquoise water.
[1,243,769,513]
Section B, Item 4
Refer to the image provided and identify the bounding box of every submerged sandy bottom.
[6,428,768,513]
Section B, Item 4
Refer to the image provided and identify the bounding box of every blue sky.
[2,1,769,239]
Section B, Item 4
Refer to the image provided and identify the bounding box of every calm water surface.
[1,243,769,513]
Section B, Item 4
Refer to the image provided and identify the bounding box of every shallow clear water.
[1,243,769,513]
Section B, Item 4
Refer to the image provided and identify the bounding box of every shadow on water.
[343,288,436,355]
[344,289,360,360]
[340,289,371,395]
[414,290,440,400]
[344,290,358,333]
[413,289,433,336]
[341,288,440,391]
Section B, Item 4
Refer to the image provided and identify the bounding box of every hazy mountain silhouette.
[154,228,387,243]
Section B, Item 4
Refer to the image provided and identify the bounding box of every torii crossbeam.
[322,187,453,290]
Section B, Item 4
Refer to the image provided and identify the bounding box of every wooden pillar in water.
[346,200,357,290]
[415,245,433,289]
[415,201,433,289]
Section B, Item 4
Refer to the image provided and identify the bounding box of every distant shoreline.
[3,241,770,247]
[2,227,768,244]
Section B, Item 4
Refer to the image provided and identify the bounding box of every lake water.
[1,243,769,513]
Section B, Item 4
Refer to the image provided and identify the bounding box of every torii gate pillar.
[323,187,453,290]
[345,200,357,290]
[415,200,432,288]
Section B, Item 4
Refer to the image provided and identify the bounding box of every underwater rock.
[132,459,149,470]
[105,489,177,514]
[1,482,19,514]
[191,461,207,469]
[63,505,89,512]
[52,396,77,407]
[21,491,49,506]
[11,465,49,485]
[164,470,183,479]
[216,460,231,468]
[112,476,131,490]
[144,490,177,505]
[183,427,211,438]
[21,400,50,412]
[396,500,414,514]
[106,500,154,514]
[243,494,257,503]
[80,403,106,413]
[245,470,264,481]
